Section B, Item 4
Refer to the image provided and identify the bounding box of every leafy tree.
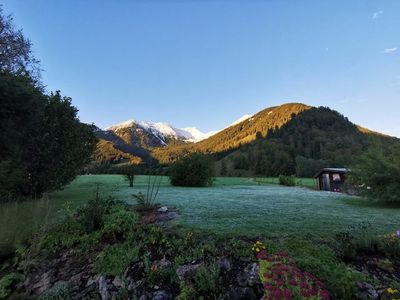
[29,92,97,194]
[116,164,137,187]
[0,6,40,81]
[347,144,400,202]
[169,153,215,187]
[0,72,46,198]
[0,73,97,199]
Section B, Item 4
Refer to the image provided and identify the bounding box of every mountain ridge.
[92,102,398,167]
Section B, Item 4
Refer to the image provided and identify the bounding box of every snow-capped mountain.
[106,120,193,145]
[101,114,253,149]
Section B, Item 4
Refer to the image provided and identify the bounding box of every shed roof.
[313,168,349,178]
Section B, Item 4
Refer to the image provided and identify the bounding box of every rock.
[176,263,202,281]
[159,257,172,268]
[112,276,125,288]
[87,275,100,287]
[139,295,148,300]
[217,257,232,271]
[376,258,394,273]
[357,281,379,299]
[69,271,84,285]
[32,271,52,294]
[99,276,111,300]
[237,263,260,287]
[221,287,257,300]
[158,206,168,212]
[128,279,142,292]
[152,290,170,300]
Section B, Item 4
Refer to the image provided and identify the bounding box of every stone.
[112,276,125,288]
[357,281,379,299]
[128,279,142,292]
[236,263,260,287]
[87,275,100,287]
[217,257,232,271]
[69,271,84,285]
[176,263,202,281]
[99,276,111,300]
[152,290,170,300]
[32,271,52,294]
[158,206,168,212]
[139,295,148,300]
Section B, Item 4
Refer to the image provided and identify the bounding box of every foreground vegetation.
[1,194,399,299]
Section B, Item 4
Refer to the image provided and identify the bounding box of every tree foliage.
[0,6,40,81]
[347,144,400,202]
[169,153,215,187]
[0,72,97,199]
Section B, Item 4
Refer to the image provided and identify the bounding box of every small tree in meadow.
[118,165,136,187]
[169,153,215,187]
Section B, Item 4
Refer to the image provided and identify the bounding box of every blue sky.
[2,1,400,136]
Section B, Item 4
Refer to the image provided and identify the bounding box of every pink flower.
[301,290,311,298]
[319,290,330,300]
[316,280,324,288]
[288,280,298,286]
[309,288,318,296]
[264,283,274,291]
[264,272,273,279]
[282,289,293,300]
[272,288,283,298]
[300,281,310,290]
[257,250,268,259]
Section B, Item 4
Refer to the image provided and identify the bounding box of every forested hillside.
[151,103,311,163]
[91,103,398,177]
[219,107,397,177]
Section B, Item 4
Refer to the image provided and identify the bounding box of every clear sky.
[2,1,400,137]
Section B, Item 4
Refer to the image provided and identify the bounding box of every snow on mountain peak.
[230,114,252,126]
[104,113,253,144]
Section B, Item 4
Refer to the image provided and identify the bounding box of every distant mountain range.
[92,103,398,175]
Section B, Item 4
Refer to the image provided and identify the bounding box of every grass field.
[1,175,399,250]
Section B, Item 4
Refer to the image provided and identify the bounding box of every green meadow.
[2,175,399,252]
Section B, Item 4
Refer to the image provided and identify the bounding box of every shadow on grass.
[340,197,400,209]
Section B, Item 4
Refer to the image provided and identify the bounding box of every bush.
[195,264,220,293]
[279,175,296,186]
[0,273,24,299]
[76,192,112,233]
[347,144,400,202]
[94,242,140,276]
[169,153,215,187]
[38,282,71,300]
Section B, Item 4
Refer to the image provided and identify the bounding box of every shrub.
[76,192,112,233]
[132,176,162,207]
[94,242,140,276]
[334,222,385,259]
[0,273,24,299]
[101,204,139,241]
[195,264,220,293]
[347,144,400,202]
[279,175,296,186]
[38,282,71,300]
[169,153,215,187]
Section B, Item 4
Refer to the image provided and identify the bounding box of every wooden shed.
[313,168,348,192]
